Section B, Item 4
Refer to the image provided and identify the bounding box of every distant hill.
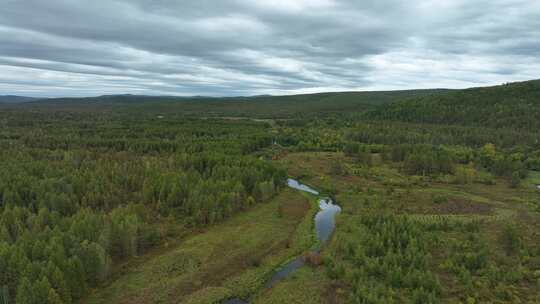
[0,95,40,103]
[13,89,447,118]
[366,80,540,130]
[6,79,540,125]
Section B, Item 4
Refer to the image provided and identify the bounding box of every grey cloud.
[0,0,538,97]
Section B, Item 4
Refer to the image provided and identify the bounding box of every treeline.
[276,119,540,159]
[341,142,530,186]
[276,123,344,152]
[141,153,286,225]
[0,112,286,304]
[387,143,528,179]
[278,116,540,187]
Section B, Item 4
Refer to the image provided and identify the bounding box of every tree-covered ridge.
[0,112,286,304]
[366,80,540,129]
[1,89,445,118]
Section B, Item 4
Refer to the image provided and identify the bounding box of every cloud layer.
[1,0,539,97]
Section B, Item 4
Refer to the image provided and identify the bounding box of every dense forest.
[366,80,540,130]
[0,112,287,303]
[1,79,539,303]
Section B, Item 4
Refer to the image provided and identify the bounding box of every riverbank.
[81,188,313,304]
[224,179,341,303]
[220,189,321,303]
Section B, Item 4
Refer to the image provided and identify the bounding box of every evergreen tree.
[47,288,64,304]
[49,267,71,304]
[15,277,33,304]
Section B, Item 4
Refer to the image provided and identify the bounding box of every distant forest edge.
[2,79,540,128]
[0,88,447,118]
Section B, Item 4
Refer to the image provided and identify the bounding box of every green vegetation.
[329,214,442,303]
[367,79,540,130]
[1,89,443,119]
[84,189,312,304]
[1,79,540,303]
[0,113,287,304]
[253,268,329,304]
[276,151,539,303]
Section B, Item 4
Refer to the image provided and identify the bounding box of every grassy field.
[275,152,540,303]
[252,268,331,304]
[82,188,316,304]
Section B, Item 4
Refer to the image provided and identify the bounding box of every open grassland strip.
[221,191,320,301]
[249,196,339,304]
[82,188,312,304]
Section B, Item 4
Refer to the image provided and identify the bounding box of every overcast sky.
[1,0,539,97]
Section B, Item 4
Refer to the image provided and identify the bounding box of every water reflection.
[223,179,340,304]
[287,178,319,195]
[316,198,341,244]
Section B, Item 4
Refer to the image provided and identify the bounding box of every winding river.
[224,178,341,303]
